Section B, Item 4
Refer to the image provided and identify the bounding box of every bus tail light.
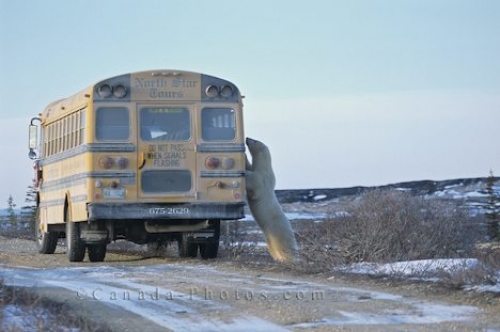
[99,156,114,169]
[221,157,234,169]
[117,157,129,169]
[205,157,220,169]
[205,156,234,170]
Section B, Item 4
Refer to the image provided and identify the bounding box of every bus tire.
[199,241,219,259]
[66,219,85,262]
[35,207,58,254]
[87,244,106,262]
[178,234,198,258]
[200,220,221,259]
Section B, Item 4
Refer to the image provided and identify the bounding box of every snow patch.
[343,258,480,277]
[241,211,326,222]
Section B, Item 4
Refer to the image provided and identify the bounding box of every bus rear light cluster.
[205,84,234,98]
[96,83,128,98]
[99,156,129,169]
[205,156,235,170]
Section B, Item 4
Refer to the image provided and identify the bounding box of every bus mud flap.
[81,229,108,244]
[144,220,209,233]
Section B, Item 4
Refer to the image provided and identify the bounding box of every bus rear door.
[137,106,196,202]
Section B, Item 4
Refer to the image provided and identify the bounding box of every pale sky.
[1,0,499,208]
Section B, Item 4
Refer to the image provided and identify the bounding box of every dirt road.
[1,236,499,331]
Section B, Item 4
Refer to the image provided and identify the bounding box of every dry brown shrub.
[219,220,267,261]
[298,190,481,270]
[295,220,344,272]
[436,262,500,290]
[475,242,500,270]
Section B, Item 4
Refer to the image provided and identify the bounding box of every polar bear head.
[245,138,276,197]
[246,137,272,173]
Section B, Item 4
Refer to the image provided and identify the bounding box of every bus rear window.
[202,108,235,141]
[96,107,130,141]
[140,107,190,141]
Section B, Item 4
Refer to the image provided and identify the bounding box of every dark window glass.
[202,108,236,141]
[141,170,192,193]
[141,108,190,141]
[96,107,129,141]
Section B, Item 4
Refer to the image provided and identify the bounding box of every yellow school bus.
[28,70,246,262]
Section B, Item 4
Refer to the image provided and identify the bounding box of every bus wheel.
[199,241,219,259]
[200,220,221,259]
[87,244,107,262]
[66,220,85,262]
[35,207,58,254]
[178,234,198,258]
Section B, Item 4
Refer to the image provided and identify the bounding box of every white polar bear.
[245,137,299,263]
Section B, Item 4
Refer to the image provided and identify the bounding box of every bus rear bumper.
[88,202,245,221]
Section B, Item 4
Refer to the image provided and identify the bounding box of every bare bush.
[0,279,110,331]
[218,220,273,263]
[295,220,344,272]
[299,190,481,268]
[437,261,500,290]
[0,225,33,240]
[475,242,500,271]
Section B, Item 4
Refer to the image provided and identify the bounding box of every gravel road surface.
[1,236,499,331]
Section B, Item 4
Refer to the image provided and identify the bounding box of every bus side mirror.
[28,148,37,160]
[28,118,41,160]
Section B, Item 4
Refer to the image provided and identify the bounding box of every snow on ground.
[241,212,326,222]
[340,258,500,294]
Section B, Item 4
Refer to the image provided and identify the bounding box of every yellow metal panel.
[130,72,202,101]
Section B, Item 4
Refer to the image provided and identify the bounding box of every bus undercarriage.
[36,202,244,262]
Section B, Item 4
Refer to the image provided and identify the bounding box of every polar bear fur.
[245,137,298,263]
